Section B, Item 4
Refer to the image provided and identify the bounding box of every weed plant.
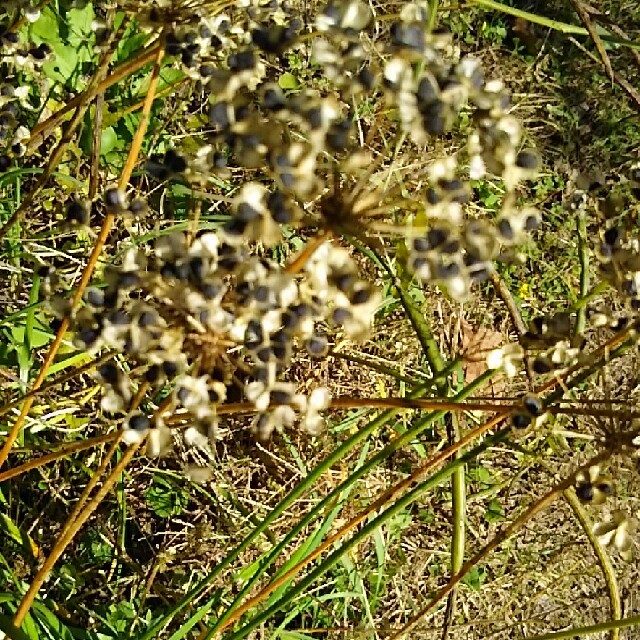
[0,1,639,639]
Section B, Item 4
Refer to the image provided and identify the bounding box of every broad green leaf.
[100,127,119,157]
[278,72,300,90]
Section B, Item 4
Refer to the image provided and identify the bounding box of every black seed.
[254,285,270,303]
[511,412,532,429]
[292,303,311,317]
[163,361,178,377]
[597,482,613,495]
[105,187,125,210]
[427,227,447,248]
[235,104,250,121]
[523,394,543,416]
[107,310,129,325]
[78,328,99,346]
[188,256,205,282]
[576,483,594,502]
[181,51,195,67]
[29,46,47,60]
[145,159,170,180]
[524,214,539,231]
[390,23,424,51]
[145,365,160,383]
[118,272,139,288]
[515,150,539,170]
[210,102,230,128]
[622,278,637,296]
[441,240,461,254]
[252,25,292,54]
[436,261,460,279]
[334,273,356,292]
[306,334,327,356]
[412,256,429,272]
[129,199,147,216]
[165,33,183,55]
[201,282,220,299]
[0,155,11,172]
[268,191,292,223]
[164,149,187,173]
[351,287,371,305]
[533,357,553,374]
[212,151,227,169]
[66,201,89,225]
[307,107,323,129]
[263,87,286,111]
[417,76,438,104]
[425,187,441,205]
[332,307,351,323]
[238,202,261,221]
[271,389,291,405]
[98,362,119,385]
[439,178,463,193]
[86,288,105,307]
[103,289,118,308]
[128,413,150,431]
[138,311,157,327]
[272,344,288,360]
[358,66,374,89]
[497,218,514,240]
[531,316,546,335]
[224,217,247,237]
[257,347,272,363]
[245,319,263,350]
[422,102,445,135]
[282,311,297,330]
[228,49,255,71]
[603,227,619,247]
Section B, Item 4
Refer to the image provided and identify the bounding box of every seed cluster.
[34,0,546,451]
[50,187,385,448]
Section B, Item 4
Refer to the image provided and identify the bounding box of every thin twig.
[89,92,105,199]
[28,44,162,149]
[568,37,640,112]
[0,351,114,418]
[569,0,614,81]
[0,432,119,484]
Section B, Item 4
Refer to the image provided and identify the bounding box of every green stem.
[468,0,640,49]
[576,211,590,336]
[564,488,620,640]
[524,614,640,640]
[200,371,494,638]
[138,369,494,640]
[225,430,510,640]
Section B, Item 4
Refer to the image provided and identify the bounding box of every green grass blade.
[469,0,640,49]
[144,370,494,639]
[201,372,494,638]
[224,429,510,640]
